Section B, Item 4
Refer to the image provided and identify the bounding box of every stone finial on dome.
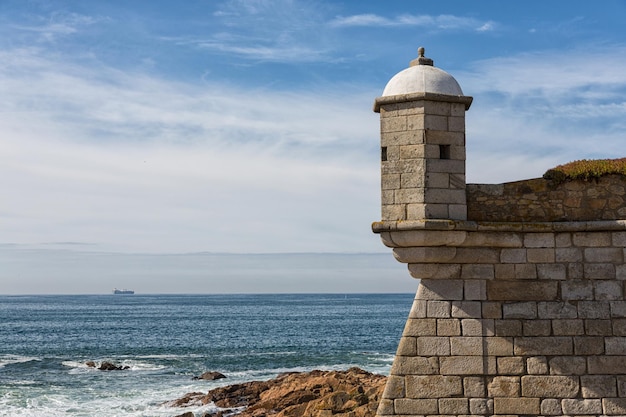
[410,47,433,67]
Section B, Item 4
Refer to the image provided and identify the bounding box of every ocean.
[0,293,413,416]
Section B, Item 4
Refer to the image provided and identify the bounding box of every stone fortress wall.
[373,48,626,417]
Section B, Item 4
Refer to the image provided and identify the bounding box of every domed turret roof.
[382,47,464,97]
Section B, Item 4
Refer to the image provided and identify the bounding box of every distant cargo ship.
[113,288,134,295]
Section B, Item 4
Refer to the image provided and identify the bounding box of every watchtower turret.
[374,48,473,221]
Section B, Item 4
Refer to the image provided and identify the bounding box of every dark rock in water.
[97,361,129,371]
[194,371,227,381]
[85,361,96,368]
[169,367,386,417]
[174,412,195,417]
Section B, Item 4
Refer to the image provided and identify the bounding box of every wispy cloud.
[8,11,102,42]
[329,13,496,32]
[458,44,626,183]
[0,46,381,253]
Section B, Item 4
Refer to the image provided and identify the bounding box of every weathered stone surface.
[169,368,385,417]
[521,375,579,398]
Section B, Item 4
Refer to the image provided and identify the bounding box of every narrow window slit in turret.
[439,145,451,159]
[381,147,388,161]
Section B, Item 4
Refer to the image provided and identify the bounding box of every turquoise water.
[0,293,412,416]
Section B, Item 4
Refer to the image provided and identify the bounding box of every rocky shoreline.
[168,367,387,417]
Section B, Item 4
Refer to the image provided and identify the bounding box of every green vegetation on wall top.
[544,158,626,184]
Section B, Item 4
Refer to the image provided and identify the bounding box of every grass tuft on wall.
[543,158,626,184]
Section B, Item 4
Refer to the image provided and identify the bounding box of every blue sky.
[1,1,626,262]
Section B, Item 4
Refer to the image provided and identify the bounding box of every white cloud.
[329,13,496,32]
[458,45,626,183]
[0,47,382,254]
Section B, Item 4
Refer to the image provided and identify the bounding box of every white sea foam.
[0,354,40,368]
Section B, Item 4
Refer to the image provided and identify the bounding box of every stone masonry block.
[463,376,486,397]
[425,129,465,146]
[617,264,626,279]
[585,319,612,336]
[527,356,549,374]
[588,357,626,374]
[470,398,493,415]
[556,247,583,262]
[415,336,450,356]
[611,301,626,318]
[423,114,448,130]
[488,376,520,397]
[403,318,437,336]
[381,173,401,190]
[514,263,538,279]
[521,375,580,397]
[422,100,451,116]
[408,263,461,279]
[382,375,406,399]
[416,280,464,300]
[462,319,495,336]
[541,398,562,415]
[451,301,481,318]
[551,319,584,335]
[579,301,610,319]
[496,319,523,336]
[482,302,502,319]
[514,337,573,355]
[500,248,526,263]
[395,247,456,263]
[524,233,556,247]
[581,375,617,398]
[454,248,500,263]
[380,115,407,133]
[618,376,626,396]
[537,263,567,280]
[424,188,466,204]
[465,280,487,300]
[438,398,468,414]
[461,264,494,279]
[562,399,603,415]
[573,231,612,247]
[574,336,605,355]
[406,114,426,130]
[397,337,416,356]
[549,356,586,375]
[488,281,557,301]
[595,280,623,300]
[437,319,461,336]
[394,188,425,204]
[494,264,514,279]
[613,231,626,246]
[485,337,514,356]
[427,300,451,318]
[380,130,424,147]
[606,337,626,355]
[399,144,425,160]
[463,232,523,248]
[426,158,464,174]
[527,248,555,263]
[381,190,394,205]
[450,337,484,355]
[497,357,525,375]
[426,172,449,188]
[448,116,465,132]
[556,232,573,247]
[585,247,624,263]
[382,204,405,221]
[538,302,578,319]
[408,299,426,318]
[405,375,462,398]
[561,280,593,300]
[604,397,626,415]
[493,397,540,415]
[393,398,438,415]
[523,319,551,336]
[391,356,439,375]
[376,399,394,416]
[503,302,537,319]
[440,356,497,375]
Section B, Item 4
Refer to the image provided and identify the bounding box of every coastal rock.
[86,361,129,371]
[170,367,386,417]
[194,371,227,381]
